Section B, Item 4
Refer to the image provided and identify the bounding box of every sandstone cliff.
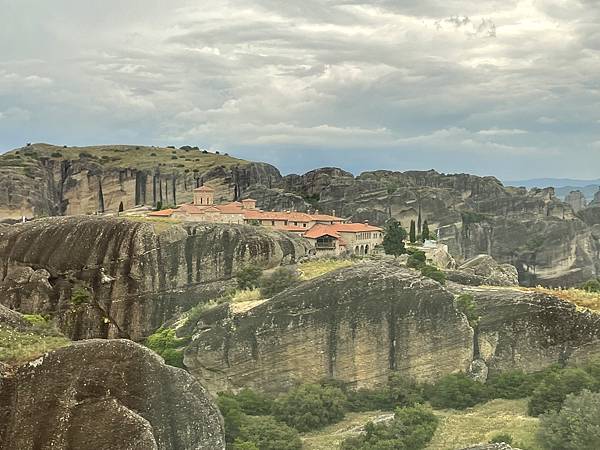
[185,261,600,393]
[279,168,599,286]
[0,339,225,450]
[0,217,311,340]
[0,143,281,218]
[185,261,475,392]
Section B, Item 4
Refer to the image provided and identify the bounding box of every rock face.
[448,284,600,375]
[0,339,225,450]
[278,168,599,287]
[0,217,311,340]
[460,445,518,450]
[185,261,475,392]
[446,255,519,287]
[186,261,600,393]
[0,143,281,218]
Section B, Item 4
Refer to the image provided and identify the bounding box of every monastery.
[149,185,383,256]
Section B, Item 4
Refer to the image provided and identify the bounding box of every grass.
[124,215,181,233]
[301,411,391,450]
[0,326,70,365]
[426,399,540,450]
[298,259,356,280]
[300,399,540,450]
[529,286,600,312]
[230,288,263,303]
[0,143,247,173]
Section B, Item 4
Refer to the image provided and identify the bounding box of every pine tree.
[409,220,416,243]
[422,220,430,242]
[118,201,124,214]
[383,218,408,257]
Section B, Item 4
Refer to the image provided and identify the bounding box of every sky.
[0,0,599,179]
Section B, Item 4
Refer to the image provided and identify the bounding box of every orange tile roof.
[302,222,383,240]
[280,225,308,232]
[148,209,175,217]
[310,214,344,222]
[193,185,215,192]
[303,224,342,239]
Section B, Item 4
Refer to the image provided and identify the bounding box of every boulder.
[185,261,475,392]
[446,255,519,287]
[0,339,225,450]
[0,217,311,340]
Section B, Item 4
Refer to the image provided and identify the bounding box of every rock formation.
[278,168,599,287]
[185,261,475,392]
[0,339,225,450]
[565,190,587,213]
[0,217,311,340]
[446,254,519,286]
[0,143,280,219]
[185,261,600,393]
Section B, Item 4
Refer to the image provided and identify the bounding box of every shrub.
[272,383,347,432]
[217,394,246,443]
[50,152,62,158]
[426,373,488,410]
[420,265,446,284]
[582,278,600,293]
[455,294,479,328]
[528,367,596,416]
[383,218,408,257]
[259,267,300,298]
[144,327,189,368]
[537,390,600,450]
[341,405,438,450]
[23,314,47,326]
[346,373,424,412]
[220,389,274,416]
[70,288,91,306]
[407,251,426,269]
[486,370,538,399]
[235,415,302,450]
[236,266,264,290]
[490,433,513,445]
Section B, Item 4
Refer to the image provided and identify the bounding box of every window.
[303,223,307,227]
[294,221,298,226]
[272,220,275,226]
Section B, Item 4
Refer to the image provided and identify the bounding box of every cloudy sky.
[1,0,599,179]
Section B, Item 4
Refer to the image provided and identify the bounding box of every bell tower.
[193,185,215,206]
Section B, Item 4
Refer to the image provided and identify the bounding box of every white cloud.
[0,0,598,179]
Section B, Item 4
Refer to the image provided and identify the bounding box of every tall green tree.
[422,220,430,241]
[383,218,408,257]
[409,220,417,243]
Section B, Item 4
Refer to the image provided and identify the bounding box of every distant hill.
[504,178,600,201]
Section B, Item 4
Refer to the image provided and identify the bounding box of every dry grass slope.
[299,259,356,280]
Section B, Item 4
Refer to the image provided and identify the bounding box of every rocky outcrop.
[186,261,600,393]
[185,261,475,392]
[0,143,281,218]
[276,167,599,287]
[448,284,600,376]
[446,255,519,287]
[0,339,225,450]
[460,445,519,450]
[0,217,311,340]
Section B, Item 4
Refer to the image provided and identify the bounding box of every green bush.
[341,405,438,450]
[144,327,189,368]
[70,287,91,306]
[235,415,302,450]
[582,278,600,293]
[272,383,347,432]
[426,373,488,410]
[407,251,426,269]
[236,266,264,290]
[220,389,274,416]
[259,267,300,298]
[490,433,513,445]
[383,218,408,257]
[346,373,424,412]
[528,367,596,416]
[23,314,47,326]
[217,394,246,443]
[455,294,479,328]
[420,265,446,284]
[486,370,538,400]
[537,390,600,450]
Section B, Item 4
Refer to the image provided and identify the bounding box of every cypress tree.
[409,220,416,243]
[383,218,408,258]
[422,220,430,242]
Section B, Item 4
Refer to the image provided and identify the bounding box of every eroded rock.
[0,339,225,450]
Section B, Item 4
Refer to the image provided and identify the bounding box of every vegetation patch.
[298,259,355,280]
[426,399,540,450]
[144,327,190,368]
[0,318,70,365]
[529,286,600,312]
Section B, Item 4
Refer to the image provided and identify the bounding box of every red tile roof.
[148,209,175,217]
[303,224,342,239]
[193,185,215,192]
[303,223,383,239]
